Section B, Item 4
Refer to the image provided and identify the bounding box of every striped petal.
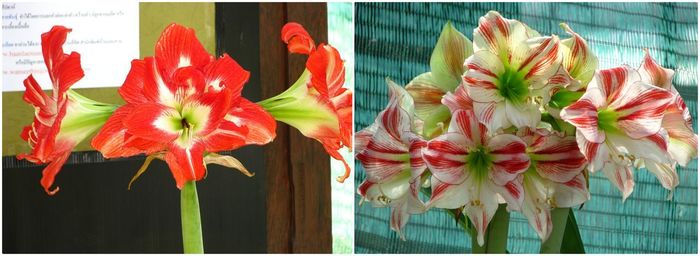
[442,84,474,113]
[560,84,606,143]
[423,111,486,184]
[406,72,449,121]
[521,173,553,241]
[423,132,471,185]
[575,130,608,173]
[505,100,540,129]
[638,49,674,90]
[511,36,562,88]
[605,131,670,166]
[390,201,410,241]
[551,173,590,208]
[356,125,410,183]
[462,178,499,247]
[430,21,473,91]
[488,134,529,185]
[449,109,487,146]
[428,176,470,209]
[601,162,635,201]
[473,11,529,61]
[355,123,378,155]
[463,50,504,103]
[664,109,698,166]
[281,22,316,55]
[473,101,510,132]
[522,129,586,183]
[489,177,524,211]
[307,44,345,98]
[559,23,597,88]
[643,159,679,193]
[609,80,673,139]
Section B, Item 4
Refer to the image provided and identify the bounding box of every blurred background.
[354,2,697,253]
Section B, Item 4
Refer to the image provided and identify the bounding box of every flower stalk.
[181,181,203,254]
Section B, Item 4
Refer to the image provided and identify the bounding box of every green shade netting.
[354,2,697,253]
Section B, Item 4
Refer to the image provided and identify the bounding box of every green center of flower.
[597,108,619,133]
[497,66,528,104]
[466,145,493,182]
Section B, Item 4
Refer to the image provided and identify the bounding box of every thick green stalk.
[181,181,203,253]
[540,208,570,253]
[540,208,585,253]
[561,208,585,253]
[470,204,510,253]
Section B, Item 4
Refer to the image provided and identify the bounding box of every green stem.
[470,204,510,253]
[181,181,203,253]
[540,208,570,253]
[561,208,585,253]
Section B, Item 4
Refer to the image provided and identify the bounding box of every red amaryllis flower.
[18,26,118,195]
[259,22,353,182]
[91,23,276,189]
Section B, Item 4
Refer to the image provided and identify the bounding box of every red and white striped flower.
[423,109,530,246]
[464,11,562,131]
[405,22,473,138]
[18,26,118,195]
[91,23,276,189]
[638,50,697,168]
[517,128,589,241]
[260,22,353,182]
[356,79,427,239]
[544,24,598,119]
[560,65,674,200]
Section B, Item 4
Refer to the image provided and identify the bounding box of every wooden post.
[258,3,332,253]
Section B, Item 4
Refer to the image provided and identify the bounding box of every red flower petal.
[155,23,212,78]
[39,150,71,195]
[165,142,206,189]
[123,103,181,143]
[203,53,250,97]
[281,22,316,55]
[41,26,84,95]
[307,44,345,99]
[119,60,149,104]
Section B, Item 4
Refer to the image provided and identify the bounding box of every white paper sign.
[2,2,139,91]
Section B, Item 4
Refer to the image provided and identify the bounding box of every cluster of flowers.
[356,11,697,244]
[18,23,352,194]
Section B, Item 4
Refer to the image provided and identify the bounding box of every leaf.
[181,181,204,253]
[128,154,158,190]
[560,208,585,253]
[430,21,473,92]
[204,153,254,177]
